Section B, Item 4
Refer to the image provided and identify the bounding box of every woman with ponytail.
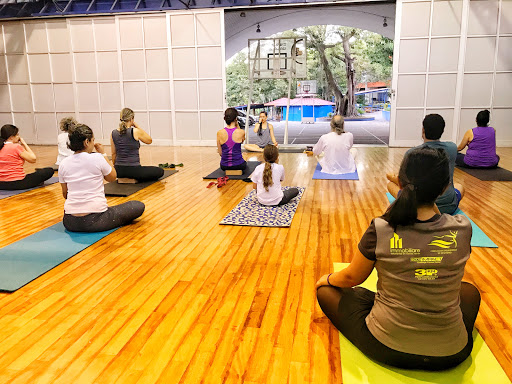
[56,117,77,166]
[250,145,299,206]
[316,147,480,371]
[0,124,54,190]
[312,115,356,174]
[59,124,145,232]
[456,109,500,168]
[110,108,164,182]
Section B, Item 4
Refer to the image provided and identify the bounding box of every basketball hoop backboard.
[248,37,307,79]
[297,80,317,95]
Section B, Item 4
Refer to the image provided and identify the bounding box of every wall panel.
[391,0,512,146]
[0,9,225,145]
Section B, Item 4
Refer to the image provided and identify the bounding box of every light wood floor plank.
[0,145,510,382]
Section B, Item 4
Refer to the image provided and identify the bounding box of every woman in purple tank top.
[217,108,247,171]
[456,110,500,168]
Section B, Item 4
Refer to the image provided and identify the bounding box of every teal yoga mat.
[0,222,117,292]
[386,193,497,248]
[334,263,511,384]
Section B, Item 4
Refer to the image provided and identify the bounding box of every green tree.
[225,26,393,111]
[226,51,292,107]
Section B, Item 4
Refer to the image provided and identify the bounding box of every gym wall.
[0,9,226,146]
[390,0,512,147]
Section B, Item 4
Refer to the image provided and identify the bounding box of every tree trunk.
[317,45,346,115]
[342,36,357,117]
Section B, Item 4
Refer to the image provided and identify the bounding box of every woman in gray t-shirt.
[316,147,480,371]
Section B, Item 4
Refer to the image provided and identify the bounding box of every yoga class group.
[0,102,505,374]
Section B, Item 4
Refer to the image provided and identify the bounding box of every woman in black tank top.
[110,108,164,182]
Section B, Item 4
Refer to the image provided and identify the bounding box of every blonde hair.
[331,115,345,135]
[263,145,279,192]
[119,108,134,135]
[60,117,77,133]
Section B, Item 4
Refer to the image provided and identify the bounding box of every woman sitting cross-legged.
[251,145,299,206]
[456,109,500,169]
[0,124,54,190]
[111,108,164,182]
[217,107,247,171]
[244,111,278,153]
[316,146,480,371]
[59,124,145,233]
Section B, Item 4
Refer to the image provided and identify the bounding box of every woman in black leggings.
[59,124,145,233]
[316,147,481,371]
[0,124,54,190]
[110,108,164,182]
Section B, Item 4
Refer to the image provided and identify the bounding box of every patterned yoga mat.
[220,187,305,227]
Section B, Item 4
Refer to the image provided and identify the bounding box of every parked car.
[237,110,256,127]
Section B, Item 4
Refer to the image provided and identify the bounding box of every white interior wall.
[390,0,512,147]
[0,9,225,146]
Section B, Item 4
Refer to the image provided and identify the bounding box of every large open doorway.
[224,2,395,146]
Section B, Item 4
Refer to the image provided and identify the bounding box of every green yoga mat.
[0,222,117,292]
[333,263,511,384]
[386,193,497,248]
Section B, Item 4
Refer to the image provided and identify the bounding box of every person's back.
[220,127,245,168]
[56,117,77,165]
[366,214,471,356]
[59,152,109,214]
[418,141,458,213]
[112,127,140,166]
[252,162,284,205]
[0,142,25,181]
[318,146,480,371]
[315,131,355,174]
[465,126,498,167]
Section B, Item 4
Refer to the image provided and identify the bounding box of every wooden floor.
[0,146,511,383]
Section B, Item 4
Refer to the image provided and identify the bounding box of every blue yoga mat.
[0,177,59,200]
[0,222,117,292]
[386,193,497,248]
[312,163,359,180]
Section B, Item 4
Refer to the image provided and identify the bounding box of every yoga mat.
[456,166,512,181]
[203,161,260,180]
[333,263,511,384]
[104,170,178,197]
[312,163,359,180]
[386,193,497,248]
[0,222,117,292]
[243,147,306,153]
[220,187,304,227]
[0,177,59,200]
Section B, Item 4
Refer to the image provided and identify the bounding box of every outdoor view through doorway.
[226,24,394,146]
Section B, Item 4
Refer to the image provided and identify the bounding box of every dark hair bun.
[68,124,94,152]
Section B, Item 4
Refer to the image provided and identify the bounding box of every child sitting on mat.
[251,145,299,206]
[59,124,145,233]
[316,146,480,371]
